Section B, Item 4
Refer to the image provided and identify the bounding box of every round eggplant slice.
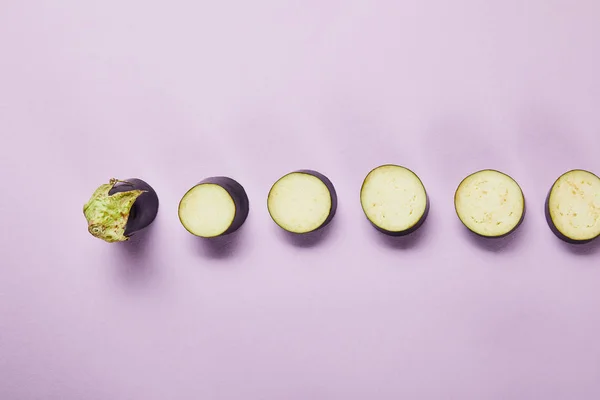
[267,170,337,234]
[454,170,525,238]
[178,177,249,238]
[83,178,159,243]
[360,164,429,236]
[545,169,600,244]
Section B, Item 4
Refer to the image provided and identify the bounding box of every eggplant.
[545,169,600,244]
[267,169,337,234]
[360,164,429,236]
[454,169,525,238]
[178,176,249,238]
[83,178,159,243]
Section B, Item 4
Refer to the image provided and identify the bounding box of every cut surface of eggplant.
[546,169,600,243]
[454,170,525,238]
[267,170,337,234]
[178,177,249,238]
[360,164,429,235]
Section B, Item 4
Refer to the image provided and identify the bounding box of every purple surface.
[1,1,600,399]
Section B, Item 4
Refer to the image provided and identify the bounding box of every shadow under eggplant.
[459,217,527,254]
[369,215,430,250]
[556,237,600,256]
[193,223,248,260]
[277,218,338,249]
[114,222,159,286]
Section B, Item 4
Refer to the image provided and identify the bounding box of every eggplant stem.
[109,178,134,187]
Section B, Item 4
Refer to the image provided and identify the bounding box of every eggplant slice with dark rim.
[360,164,429,236]
[83,178,159,243]
[267,170,337,234]
[178,177,249,238]
[454,170,525,238]
[545,169,600,244]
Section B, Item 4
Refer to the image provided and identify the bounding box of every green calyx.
[83,179,145,243]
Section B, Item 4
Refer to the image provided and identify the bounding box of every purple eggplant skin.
[109,178,159,237]
[196,176,250,236]
[293,169,338,233]
[370,195,430,237]
[544,190,596,244]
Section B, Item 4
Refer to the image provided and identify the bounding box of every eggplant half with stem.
[267,170,337,234]
[360,164,429,236]
[83,178,159,243]
[178,177,249,238]
[454,169,525,238]
[545,169,600,244]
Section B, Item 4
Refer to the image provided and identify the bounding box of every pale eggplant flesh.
[454,170,525,238]
[267,169,337,234]
[178,176,249,238]
[360,164,429,236]
[545,169,600,244]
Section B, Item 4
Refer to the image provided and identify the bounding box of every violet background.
[1,1,600,399]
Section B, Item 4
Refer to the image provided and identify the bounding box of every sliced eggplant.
[545,169,600,244]
[178,177,249,238]
[83,178,159,243]
[454,170,525,238]
[267,170,337,234]
[360,164,429,236]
